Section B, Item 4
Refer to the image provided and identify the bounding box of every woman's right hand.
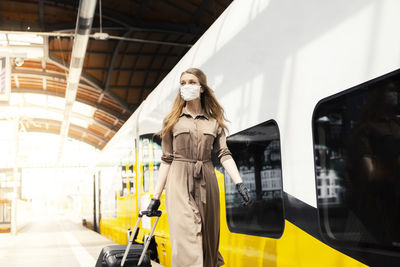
[144,198,160,216]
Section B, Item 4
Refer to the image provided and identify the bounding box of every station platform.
[0,213,163,267]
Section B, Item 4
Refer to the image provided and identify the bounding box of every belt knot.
[173,157,210,204]
[194,160,203,179]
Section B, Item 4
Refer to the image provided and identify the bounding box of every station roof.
[0,0,232,149]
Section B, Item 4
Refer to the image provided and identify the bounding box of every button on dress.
[161,107,232,267]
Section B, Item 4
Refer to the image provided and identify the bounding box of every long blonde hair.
[159,68,230,138]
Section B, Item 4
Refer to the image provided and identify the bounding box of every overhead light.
[93,32,109,40]
[14,57,24,67]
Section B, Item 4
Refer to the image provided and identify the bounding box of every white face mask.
[180,84,200,101]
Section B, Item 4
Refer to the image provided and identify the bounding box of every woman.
[145,68,251,267]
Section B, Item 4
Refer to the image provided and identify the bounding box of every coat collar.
[180,106,209,120]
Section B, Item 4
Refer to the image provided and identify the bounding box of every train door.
[137,133,166,263]
[217,120,285,265]
[139,134,152,233]
[128,139,139,239]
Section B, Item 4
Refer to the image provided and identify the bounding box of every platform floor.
[0,214,163,267]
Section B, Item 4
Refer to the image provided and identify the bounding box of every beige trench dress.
[161,107,232,267]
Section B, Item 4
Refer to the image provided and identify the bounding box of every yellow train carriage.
[97,122,370,266]
[94,0,400,265]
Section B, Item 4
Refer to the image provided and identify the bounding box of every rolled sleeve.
[161,130,174,164]
[213,126,233,164]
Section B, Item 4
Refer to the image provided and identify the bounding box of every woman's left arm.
[214,126,242,184]
[214,126,251,205]
[221,158,242,184]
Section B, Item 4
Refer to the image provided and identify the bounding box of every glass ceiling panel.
[69,117,89,129]
[7,93,94,125]
[9,94,23,105]
[22,107,63,121]
[72,101,95,117]
[47,95,66,109]
[23,93,47,106]
[0,120,16,139]
[0,132,98,168]
[7,34,44,46]
[9,41,29,46]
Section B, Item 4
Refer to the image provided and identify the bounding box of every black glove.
[144,198,160,216]
[236,183,252,206]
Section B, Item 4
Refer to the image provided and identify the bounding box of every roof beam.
[138,34,170,102]
[49,50,182,57]
[11,68,97,92]
[109,85,152,90]
[125,32,150,112]
[43,0,205,35]
[48,55,100,90]
[48,54,131,113]
[83,67,170,72]
[153,35,186,86]
[50,24,200,37]
[160,0,193,14]
[55,26,126,33]
[136,0,150,20]
[38,0,45,29]
[13,69,68,82]
[46,33,192,47]
[97,30,133,104]
[190,0,212,27]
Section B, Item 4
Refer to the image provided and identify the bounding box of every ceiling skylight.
[1,33,44,46]
[72,101,95,117]
[1,93,95,130]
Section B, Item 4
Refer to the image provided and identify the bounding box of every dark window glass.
[224,120,284,238]
[313,70,400,252]
[120,165,128,197]
[129,165,135,195]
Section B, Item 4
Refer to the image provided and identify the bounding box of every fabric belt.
[173,158,210,204]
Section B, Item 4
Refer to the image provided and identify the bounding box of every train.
[82,0,400,266]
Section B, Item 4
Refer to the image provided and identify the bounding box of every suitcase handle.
[121,210,162,267]
[140,210,162,217]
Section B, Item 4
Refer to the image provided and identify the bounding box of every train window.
[223,120,284,238]
[129,165,135,195]
[313,70,400,252]
[120,165,129,197]
[152,134,162,190]
[141,138,150,193]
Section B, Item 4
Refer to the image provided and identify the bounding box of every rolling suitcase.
[95,210,162,267]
